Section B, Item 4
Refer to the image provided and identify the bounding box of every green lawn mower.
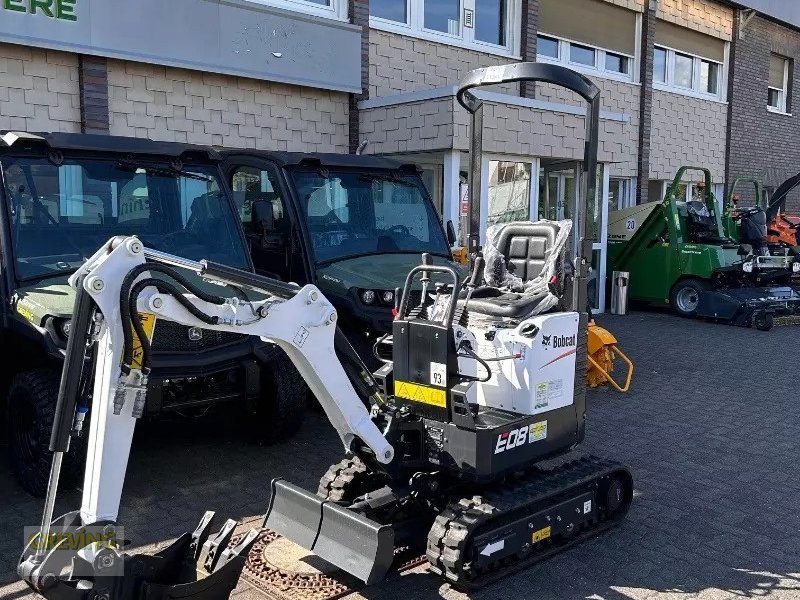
[608,167,800,330]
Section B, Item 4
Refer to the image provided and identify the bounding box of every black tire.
[6,369,86,497]
[250,352,306,444]
[752,311,774,331]
[669,278,709,318]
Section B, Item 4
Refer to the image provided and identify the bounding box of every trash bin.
[610,271,630,315]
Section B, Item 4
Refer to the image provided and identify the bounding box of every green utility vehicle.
[0,132,305,496]
[218,151,461,361]
[608,166,800,328]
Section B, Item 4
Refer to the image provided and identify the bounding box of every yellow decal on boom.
[532,526,551,543]
[17,305,37,324]
[130,313,157,370]
[394,380,446,408]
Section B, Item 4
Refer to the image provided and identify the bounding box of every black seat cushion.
[459,293,549,319]
[489,222,561,284]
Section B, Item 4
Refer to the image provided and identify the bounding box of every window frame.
[652,43,726,102]
[536,32,636,83]
[369,0,522,59]
[245,0,347,21]
[767,55,790,115]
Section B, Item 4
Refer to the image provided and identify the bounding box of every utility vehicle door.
[224,158,311,284]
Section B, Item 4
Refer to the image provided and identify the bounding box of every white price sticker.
[430,362,447,387]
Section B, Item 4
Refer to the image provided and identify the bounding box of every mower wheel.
[670,278,709,318]
[250,351,306,444]
[752,311,774,331]
[6,369,86,497]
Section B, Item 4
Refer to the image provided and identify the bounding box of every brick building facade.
[727,11,800,210]
[1,0,800,309]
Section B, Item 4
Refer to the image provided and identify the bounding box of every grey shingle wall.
[0,43,81,133]
[368,29,519,97]
[107,60,349,153]
[649,89,728,181]
[727,13,800,211]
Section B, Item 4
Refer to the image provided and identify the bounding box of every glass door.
[539,160,609,312]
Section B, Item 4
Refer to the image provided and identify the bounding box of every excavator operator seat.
[489,221,561,283]
[465,221,565,320]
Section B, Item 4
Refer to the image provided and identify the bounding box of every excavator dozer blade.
[264,479,395,585]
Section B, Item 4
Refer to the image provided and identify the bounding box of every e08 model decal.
[494,420,547,454]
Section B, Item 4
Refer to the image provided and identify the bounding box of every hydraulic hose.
[123,276,221,375]
[120,262,227,374]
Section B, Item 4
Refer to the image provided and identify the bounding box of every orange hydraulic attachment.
[768,211,800,248]
[586,320,634,392]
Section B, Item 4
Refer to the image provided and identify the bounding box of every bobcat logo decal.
[541,334,551,348]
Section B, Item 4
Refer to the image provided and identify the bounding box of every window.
[248,0,346,20]
[475,0,506,46]
[653,47,667,83]
[3,157,248,281]
[537,35,559,59]
[674,52,694,89]
[700,60,719,95]
[653,20,726,100]
[605,51,630,75]
[371,0,407,22]
[768,53,790,114]
[537,0,637,81]
[369,0,520,55]
[570,43,596,67]
[289,169,449,264]
[424,0,460,34]
[488,161,531,224]
[653,44,723,99]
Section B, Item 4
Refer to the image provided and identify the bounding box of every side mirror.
[738,243,753,257]
[446,220,456,246]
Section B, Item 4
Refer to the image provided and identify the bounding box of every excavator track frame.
[426,456,633,590]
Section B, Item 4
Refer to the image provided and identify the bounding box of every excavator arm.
[19,236,393,600]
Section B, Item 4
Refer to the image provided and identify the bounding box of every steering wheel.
[387,224,411,236]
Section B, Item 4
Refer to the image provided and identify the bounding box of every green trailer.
[608,166,800,329]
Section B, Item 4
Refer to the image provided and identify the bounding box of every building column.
[635,0,657,204]
[443,150,462,245]
[78,55,109,134]
[723,8,739,200]
[520,0,539,98]
[348,0,369,153]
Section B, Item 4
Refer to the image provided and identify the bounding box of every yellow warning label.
[532,526,551,543]
[130,312,157,370]
[394,380,447,408]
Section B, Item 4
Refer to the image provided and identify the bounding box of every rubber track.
[426,455,631,590]
[317,457,370,502]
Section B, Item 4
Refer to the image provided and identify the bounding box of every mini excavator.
[19,63,632,599]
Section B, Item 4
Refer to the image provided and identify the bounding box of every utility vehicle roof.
[218,149,420,172]
[0,131,221,160]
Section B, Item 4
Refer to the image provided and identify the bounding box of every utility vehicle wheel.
[6,369,86,497]
[670,279,709,318]
[251,352,305,444]
[752,311,774,331]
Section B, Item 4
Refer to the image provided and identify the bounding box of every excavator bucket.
[264,479,395,585]
[18,510,260,600]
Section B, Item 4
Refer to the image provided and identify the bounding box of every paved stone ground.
[2,311,799,600]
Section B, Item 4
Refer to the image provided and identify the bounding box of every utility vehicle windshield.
[2,157,249,281]
[291,169,449,264]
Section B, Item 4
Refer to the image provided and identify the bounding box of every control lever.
[419,253,432,307]
[464,254,485,305]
